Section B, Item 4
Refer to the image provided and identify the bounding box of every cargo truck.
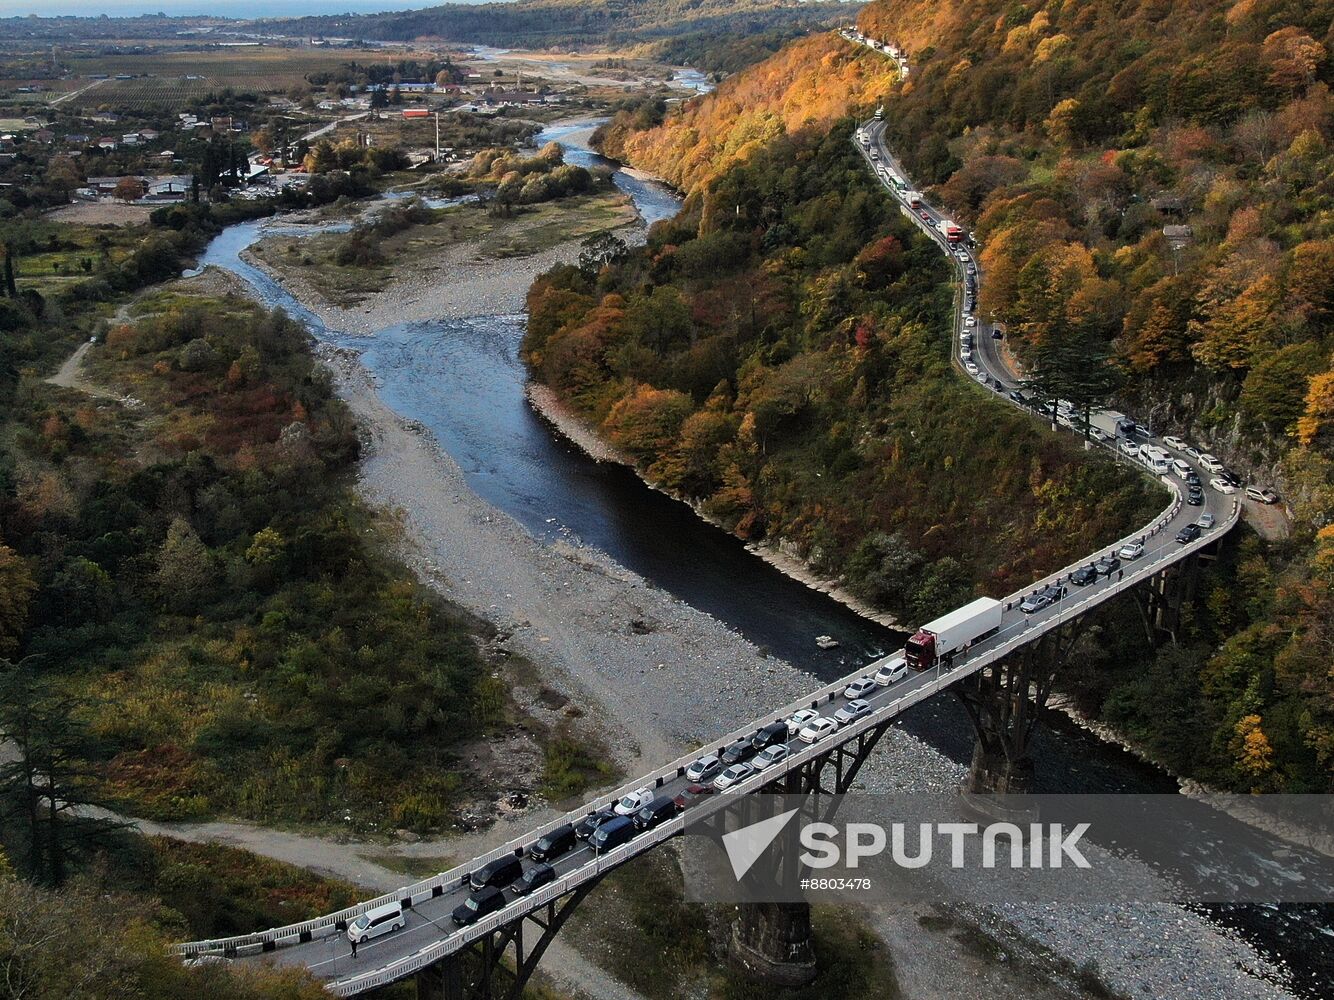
[904,597,1003,670]
[938,219,964,243]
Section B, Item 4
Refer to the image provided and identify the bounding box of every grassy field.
[53,46,435,104]
[250,189,638,307]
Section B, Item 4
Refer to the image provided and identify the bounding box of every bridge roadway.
[174,108,1240,995]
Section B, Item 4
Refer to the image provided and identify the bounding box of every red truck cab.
[904,629,936,671]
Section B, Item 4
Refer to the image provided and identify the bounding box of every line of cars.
[431,660,913,938]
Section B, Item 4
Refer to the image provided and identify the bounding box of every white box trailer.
[905,597,1003,670]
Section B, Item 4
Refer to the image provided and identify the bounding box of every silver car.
[686,754,722,783]
[833,699,873,725]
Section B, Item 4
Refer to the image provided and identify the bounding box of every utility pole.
[434,110,440,162]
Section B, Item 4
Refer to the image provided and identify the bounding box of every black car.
[633,795,680,831]
[470,854,522,892]
[1176,523,1202,544]
[1184,471,1201,487]
[721,737,758,767]
[1220,469,1243,487]
[452,886,505,926]
[1094,554,1121,576]
[750,721,788,752]
[511,863,555,897]
[992,329,1004,339]
[1186,487,1203,506]
[529,823,576,863]
[1071,565,1098,587]
[1009,389,1028,405]
[574,805,617,841]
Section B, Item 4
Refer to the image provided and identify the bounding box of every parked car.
[834,699,873,725]
[1176,524,1202,544]
[786,708,820,736]
[452,887,504,926]
[1210,477,1236,495]
[590,816,637,853]
[992,329,1004,339]
[1163,436,1186,450]
[673,783,715,810]
[511,862,555,897]
[470,855,522,892]
[1199,454,1224,473]
[574,806,617,841]
[714,762,756,790]
[1197,513,1216,529]
[685,754,722,784]
[750,721,789,752]
[529,823,576,864]
[752,744,790,770]
[348,902,405,944]
[843,676,877,700]
[1246,487,1279,504]
[614,787,654,816]
[1071,565,1098,587]
[798,718,837,744]
[633,795,680,831]
[873,656,907,686]
[1118,540,1145,560]
[1094,553,1121,576]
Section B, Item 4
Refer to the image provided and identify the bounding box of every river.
[193,122,1329,996]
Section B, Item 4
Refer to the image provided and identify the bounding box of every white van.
[874,656,908,686]
[347,902,406,945]
[1171,458,1192,480]
[1139,445,1170,474]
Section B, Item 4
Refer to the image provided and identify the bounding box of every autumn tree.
[0,540,36,658]
[602,384,693,463]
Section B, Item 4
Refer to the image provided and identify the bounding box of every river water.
[193,123,1329,995]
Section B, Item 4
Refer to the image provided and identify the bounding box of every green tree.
[0,540,36,658]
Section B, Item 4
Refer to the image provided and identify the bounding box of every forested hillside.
[544,0,1333,791]
[259,0,856,52]
[526,123,1160,632]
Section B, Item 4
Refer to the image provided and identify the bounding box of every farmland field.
[55,46,437,105]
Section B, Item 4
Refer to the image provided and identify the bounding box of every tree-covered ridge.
[258,0,858,50]
[526,124,1161,626]
[595,33,904,193]
[1,290,501,832]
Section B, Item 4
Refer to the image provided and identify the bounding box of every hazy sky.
[0,1,500,16]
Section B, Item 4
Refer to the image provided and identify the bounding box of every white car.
[1199,454,1224,473]
[347,902,405,945]
[614,787,653,816]
[798,717,837,744]
[1089,426,1107,442]
[1171,459,1192,480]
[1209,477,1236,495]
[752,744,790,771]
[966,361,980,376]
[843,676,877,699]
[834,699,873,725]
[1118,540,1144,560]
[786,708,820,736]
[960,348,972,362]
[1163,435,1186,450]
[714,762,755,790]
[1197,512,1216,529]
[1119,440,1139,457]
[964,316,977,328]
[873,656,907,686]
[1184,446,1202,461]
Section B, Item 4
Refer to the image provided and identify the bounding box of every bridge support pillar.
[417,954,464,1000]
[955,616,1091,794]
[730,901,817,987]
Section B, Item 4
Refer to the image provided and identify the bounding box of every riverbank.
[240,192,641,336]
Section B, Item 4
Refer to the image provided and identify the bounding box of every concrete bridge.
[172,85,1244,998]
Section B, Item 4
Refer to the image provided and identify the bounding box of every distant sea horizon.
[0,0,508,17]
